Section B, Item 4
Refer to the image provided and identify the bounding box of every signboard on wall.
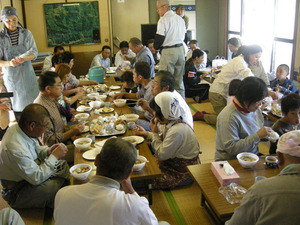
[44,2,100,46]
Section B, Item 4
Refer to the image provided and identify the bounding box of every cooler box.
[88,66,105,83]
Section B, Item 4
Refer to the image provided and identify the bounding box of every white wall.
[111,0,149,53]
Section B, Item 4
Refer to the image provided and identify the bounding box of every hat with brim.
[1,6,18,22]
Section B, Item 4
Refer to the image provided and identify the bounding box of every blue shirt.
[135,46,155,78]
[270,78,297,96]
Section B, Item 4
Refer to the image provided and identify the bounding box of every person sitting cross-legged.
[135,92,200,189]
[0,104,69,208]
[54,138,165,225]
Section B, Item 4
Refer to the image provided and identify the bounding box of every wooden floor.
[0,98,271,225]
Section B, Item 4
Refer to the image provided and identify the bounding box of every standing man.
[129,37,155,78]
[154,0,186,98]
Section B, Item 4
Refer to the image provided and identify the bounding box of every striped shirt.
[8,28,19,46]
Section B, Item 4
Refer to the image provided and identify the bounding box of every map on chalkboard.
[44,2,101,46]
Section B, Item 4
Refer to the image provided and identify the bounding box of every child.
[227,79,242,105]
[270,64,297,97]
[120,71,137,93]
[269,93,300,154]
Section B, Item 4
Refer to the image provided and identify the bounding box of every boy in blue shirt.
[270,64,297,96]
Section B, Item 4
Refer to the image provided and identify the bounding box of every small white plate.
[110,86,121,90]
[122,136,144,145]
[82,149,97,160]
[99,107,114,113]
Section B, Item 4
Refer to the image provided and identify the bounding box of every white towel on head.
[276,130,300,157]
[154,92,185,121]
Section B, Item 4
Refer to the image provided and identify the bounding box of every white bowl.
[75,113,90,122]
[74,137,92,151]
[113,99,127,107]
[87,93,99,100]
[133,155,147,172]
[89,101,102,109]
[84,106,92,112]
[124,114,139,122]
[96,94,107,101]
[70,164,92,180]
[237,152,259,168]
[76,105,86,112]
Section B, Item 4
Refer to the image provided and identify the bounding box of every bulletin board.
[44,1,101,46]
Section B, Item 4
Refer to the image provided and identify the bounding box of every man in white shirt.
[42,46,65,73]
[114,41,136,69]
[154,0,186,98]
[90,45,111,69]
[54,138,159,225]
[0,104,69,208]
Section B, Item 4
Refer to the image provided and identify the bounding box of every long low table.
[187,158,279,224]
[73,92,162,204]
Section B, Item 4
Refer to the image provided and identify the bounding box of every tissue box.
[211,161,240,186]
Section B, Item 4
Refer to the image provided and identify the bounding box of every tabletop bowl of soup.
[113,99,127,107]
[96,94,107,101]
[124,114,139,122]
[89,101,102,109]
[87,92,99,100]
[237,152,259,168]
[75,113,90,122]
[74,137,92,151]
[133,155,147,172]
[70,164,92,181]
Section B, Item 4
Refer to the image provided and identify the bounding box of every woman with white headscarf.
[135,91,200,189]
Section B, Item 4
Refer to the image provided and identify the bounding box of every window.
[228,0,297,76]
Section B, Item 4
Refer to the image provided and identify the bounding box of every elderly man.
[226,130,300,225]
[154,0,186,98]
[129,37,155,78]
[90,45,111,69]
[34,71,84,147]
[139,70,193,128]
[114,41,136,68]
[54,138,159,225]
[0,104,69,208]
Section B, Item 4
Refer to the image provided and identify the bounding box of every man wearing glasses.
[34,71,84,156]
[154,0,186,98]
[0,104,69,208]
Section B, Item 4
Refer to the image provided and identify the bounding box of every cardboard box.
[211,161,240,186]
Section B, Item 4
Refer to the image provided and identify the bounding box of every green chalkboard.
[44,2,100,46]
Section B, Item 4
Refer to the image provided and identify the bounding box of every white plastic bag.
[212,55,228,70]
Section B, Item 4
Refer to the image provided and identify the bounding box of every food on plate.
[240,156,256,162]
[76,141,90,145]
[73,166,90,174]
[103,107,113,112]
[135,160,143,164]
[114,119,125,126]
[271,104,282,116]
[90,124,103,134]
[115,124,124,131]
